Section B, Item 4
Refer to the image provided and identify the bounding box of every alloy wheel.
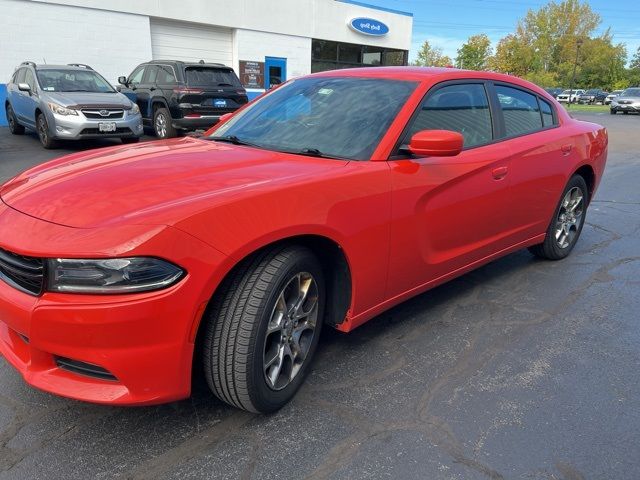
[155,113,167,138]
[555,187,584,249]
[263,272,319,391]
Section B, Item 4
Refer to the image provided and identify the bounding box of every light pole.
[568,38,584,107]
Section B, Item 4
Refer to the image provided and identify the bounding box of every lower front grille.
[0,248,44,295]
[80,127,132,135]
[55,356,118,381]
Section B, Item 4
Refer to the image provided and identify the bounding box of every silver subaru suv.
[5,62,143,149]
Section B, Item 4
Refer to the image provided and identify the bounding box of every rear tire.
[153,107,177,139]
[202,245,324,413]
[36,113,58,149]
[6,104,25,135]
[528,175,588,260]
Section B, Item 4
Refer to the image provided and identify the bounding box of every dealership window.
[311,39,408,73]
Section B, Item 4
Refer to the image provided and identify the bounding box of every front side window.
[36,69,115,93]
[128,66,145,85]
[14,68,26,84]
[402,83,493,149]
[496,85,543,137]
[210,77,417,160]
[24,69,36,90]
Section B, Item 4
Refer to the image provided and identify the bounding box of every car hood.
[44,91,132,108]
[0,138,348,229]
[614,96,640,102]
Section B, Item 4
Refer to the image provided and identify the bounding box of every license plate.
[99,122,117,132]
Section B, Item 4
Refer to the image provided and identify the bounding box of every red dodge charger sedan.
[0,67,607,412]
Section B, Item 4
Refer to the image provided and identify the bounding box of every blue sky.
[363,0,640,65]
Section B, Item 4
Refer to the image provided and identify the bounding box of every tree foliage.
[413,40,452,67]
[631,47,640,70]
[456,34,492,70]
[486,0,629,90]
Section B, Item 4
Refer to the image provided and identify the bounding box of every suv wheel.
[36,113,58,149]
[153,107,176,139]
[6,104,25,135]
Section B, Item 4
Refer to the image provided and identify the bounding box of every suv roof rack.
[67,63,93,70]
[21,61,37,67]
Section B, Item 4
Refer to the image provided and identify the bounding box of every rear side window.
[156,65,176,84]
[403,83,493,149]
[496,85,543,137]
[185,67,241,87]
[540,98,555,127]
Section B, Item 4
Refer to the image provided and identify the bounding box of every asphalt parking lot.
[0,112,639,479]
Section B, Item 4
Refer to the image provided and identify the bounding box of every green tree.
[456,34,492,70]
[413,40,452,67]
[630,46,640,70]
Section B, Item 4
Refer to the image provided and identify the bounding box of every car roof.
[145,60,232,69]
[309,66,550,95]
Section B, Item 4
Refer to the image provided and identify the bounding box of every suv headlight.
[48,102,78,116]
[129,103,140,115]
[46,257,184,294]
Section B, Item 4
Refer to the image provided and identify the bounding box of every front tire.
[36,113,58,149]
[202,245,325,413]
[528,175,588,260]
[6,104,25,134]
[610,109,617,115]
[153,107,177,139]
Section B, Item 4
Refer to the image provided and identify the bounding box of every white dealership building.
[0,0,413,125]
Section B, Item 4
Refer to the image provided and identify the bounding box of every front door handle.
[492,166,508,180]
[561,144,573,155]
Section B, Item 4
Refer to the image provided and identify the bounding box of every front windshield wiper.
[209,135,264,149]
[292,148,350,160]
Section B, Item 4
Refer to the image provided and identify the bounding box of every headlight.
[46,257,184,294]
[129,103,140,115]
[48,102,78,116]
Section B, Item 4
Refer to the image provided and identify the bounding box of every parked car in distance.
[118,60,248,138]
[5,62,142,148]
[556,89,585,103]
[544,87,563,98]
[578,89,608,104]
[605,90,624,105]
[610,87,640,114]
[0,67,607,413]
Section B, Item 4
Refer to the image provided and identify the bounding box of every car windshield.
[622,88,640,97]
[36,69,115,93]
[209,77,417,160]
[185,67,241,87]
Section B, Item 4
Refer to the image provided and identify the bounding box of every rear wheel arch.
[573,164,595,204]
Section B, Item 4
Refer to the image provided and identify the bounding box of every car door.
[494,84,569,242]
[386,82,512,298]
[21,68,39,128]
[120,66,147,119]
[9,68,27,121]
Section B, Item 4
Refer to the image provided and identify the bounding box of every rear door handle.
[561,144,573,155]
[491,166,508,180]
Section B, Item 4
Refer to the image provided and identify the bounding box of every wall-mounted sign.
[348,17,389,36]
[239,60,264,89]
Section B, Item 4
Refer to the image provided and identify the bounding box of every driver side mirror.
[18,83,31,93]
[118,76,128,86]
[408,129,464,157]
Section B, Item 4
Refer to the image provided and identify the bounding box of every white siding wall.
[150,19,233,66]
[0,0,152,84]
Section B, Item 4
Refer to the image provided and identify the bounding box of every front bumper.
[49,110,144,140]
[0,203,225,405]
[611,104,640,112]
